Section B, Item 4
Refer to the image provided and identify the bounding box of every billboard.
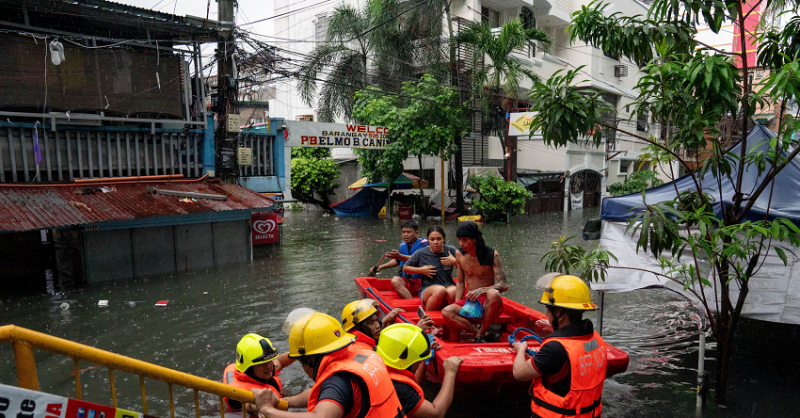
[0,383,153,418]
[252,212,279,245]
[283,121,391,149]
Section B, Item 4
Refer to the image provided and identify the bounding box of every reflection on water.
[1,208,799,417]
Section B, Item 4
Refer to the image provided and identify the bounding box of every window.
[315,14,329,43]
[481,6,500,28]
[296,115,314,121]
[520,8,535,29]
[637,110,649,132]
[619,160,630,174]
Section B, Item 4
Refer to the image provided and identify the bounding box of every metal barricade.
[0,325,253,418]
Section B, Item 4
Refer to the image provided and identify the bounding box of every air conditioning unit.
[614,65,628,78]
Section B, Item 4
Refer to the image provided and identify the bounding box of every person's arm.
[414,360,427,385]
[273,353,295,373]
[254,388,343,418]
[281,388,311,408]
[410,357,462,418]
[454,252,466,301]
[511,343,541,381]
[377,258,400,271]
[382,308,405,326]
[491,251,509,292]
[403,265,436,277]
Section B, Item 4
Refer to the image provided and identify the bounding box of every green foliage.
[291,147,331,159]
[352,74,468,182]
[290,156,339,210]
[527,67,612,147]
[541,235,617,282]
[609,170,664,196]
[467,174,533,221]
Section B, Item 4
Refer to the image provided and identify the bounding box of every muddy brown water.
[1,208,799,417]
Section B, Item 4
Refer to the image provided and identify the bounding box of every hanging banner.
[571,193,584,210]
[252,212,279,245]
[507,112,541,137]
[0,383,153,418]
[283,121,391,149]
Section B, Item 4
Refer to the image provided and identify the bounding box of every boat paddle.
[367,254,387,277]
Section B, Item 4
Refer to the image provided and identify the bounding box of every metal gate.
[569,170,602,209]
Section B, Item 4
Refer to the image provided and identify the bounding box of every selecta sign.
[283,121,391,149]
[252,212,279,245]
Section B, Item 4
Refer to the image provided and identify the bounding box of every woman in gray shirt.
[403,225,458,311]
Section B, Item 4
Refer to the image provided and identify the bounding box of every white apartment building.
[271,0,665,211]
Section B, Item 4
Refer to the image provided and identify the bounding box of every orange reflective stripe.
[222,363,282,412]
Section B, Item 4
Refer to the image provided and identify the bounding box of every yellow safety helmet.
[341,299,379,332]
[376,323,433,370]
[283,308,354,358]
[235,333,279,373]
[539,275,598,311]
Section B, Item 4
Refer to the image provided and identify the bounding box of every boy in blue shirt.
[371,220,428,298]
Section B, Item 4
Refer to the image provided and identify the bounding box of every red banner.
[252,212,279,245]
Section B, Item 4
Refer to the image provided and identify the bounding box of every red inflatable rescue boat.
[355,276,629,398]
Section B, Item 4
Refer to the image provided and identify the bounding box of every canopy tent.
[348,172,429,190]
[331,188,388,217]
[596,125,800,324]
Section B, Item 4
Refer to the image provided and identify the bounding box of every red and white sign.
[252,212,279,245]
[0,383,148,418]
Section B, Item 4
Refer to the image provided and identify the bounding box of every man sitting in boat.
[371,220,428,299]
[402,226,458,311]
[376,323,463,418]
[223,333,295,413]
[511,275,606,418]
[253,308,405,418]
[442,221,508,342]
[342,299,435,349]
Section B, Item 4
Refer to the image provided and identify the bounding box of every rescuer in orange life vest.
[253,308,406,418]
[341,299,434,349]
[376,323,463,418]
[512,275,607,418]
[223,334,295,414]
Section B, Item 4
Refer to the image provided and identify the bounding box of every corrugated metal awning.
[0,179,274,233]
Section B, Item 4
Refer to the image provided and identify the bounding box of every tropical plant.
[290,149,339,211]
[456,18,551,179]
[353,74,468,208]
[608,169,664,196]
[528,0,800,404]
[467,174,532,222]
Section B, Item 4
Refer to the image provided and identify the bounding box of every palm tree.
[297,4,375,122]
[456,18,551,181]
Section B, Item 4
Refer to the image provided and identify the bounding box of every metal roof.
[0,179,274,233]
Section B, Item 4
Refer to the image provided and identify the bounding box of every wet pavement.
[1,208,799,417]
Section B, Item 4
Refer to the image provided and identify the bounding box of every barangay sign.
[283,121,391,149]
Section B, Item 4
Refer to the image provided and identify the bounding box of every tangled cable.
[508,328,543,357]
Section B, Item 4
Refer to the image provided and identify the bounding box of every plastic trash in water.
[97,300,109,307]
[155,300,169,306]
[459,299,484,319]
[127,302,136,307]
[59,302,70,310]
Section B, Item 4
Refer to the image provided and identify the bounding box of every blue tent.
[601,125,800,224]
[331,188,388,217]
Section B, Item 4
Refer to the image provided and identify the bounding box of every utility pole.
[216,0,236,179]
[447,3,464,214]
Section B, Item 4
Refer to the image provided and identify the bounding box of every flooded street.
[2,208,799,417]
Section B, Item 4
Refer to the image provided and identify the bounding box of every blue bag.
[459,299,484,319]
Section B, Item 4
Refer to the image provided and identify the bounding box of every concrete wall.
[82,220,251,283]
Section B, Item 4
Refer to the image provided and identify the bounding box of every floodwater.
[2,208,799,417]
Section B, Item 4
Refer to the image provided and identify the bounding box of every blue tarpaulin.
[601,125,800,224]
[331,188,388,217]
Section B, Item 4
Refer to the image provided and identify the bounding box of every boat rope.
[508,327,542,357]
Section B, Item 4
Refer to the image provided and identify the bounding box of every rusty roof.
[0,179,274,233]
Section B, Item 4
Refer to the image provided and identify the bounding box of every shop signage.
[507,112,541,137]
[284,121,391,149]
[252,212,279,245]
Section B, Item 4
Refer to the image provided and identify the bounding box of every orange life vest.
[387,367,425,415]
[222,363,282,412]
[308,345,405,418]
[351,330,377,350]
[530,331,606,418]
